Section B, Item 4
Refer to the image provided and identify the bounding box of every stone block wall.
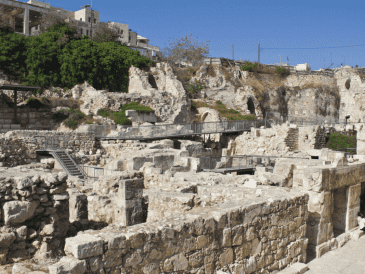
[0,131,95,167]
[0,94,56,132]
[125,109,158,125]
[0,172,69,265]
[56,192,309,274]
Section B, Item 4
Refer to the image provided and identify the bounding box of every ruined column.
[115,178,144,226]
[23,8,29,36]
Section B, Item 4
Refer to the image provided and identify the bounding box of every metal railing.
[80,165,105,182]
[201,155,310,170]
[99,119,269,139]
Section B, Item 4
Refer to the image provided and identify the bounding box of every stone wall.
[286,87,339,120]
[0,131,95,167]
[0,172,69,265]
[0,94,56,133]
[54,190,309,274]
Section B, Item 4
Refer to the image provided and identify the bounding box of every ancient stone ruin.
[0,63,364,274]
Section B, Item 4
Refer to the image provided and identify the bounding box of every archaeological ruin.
[0,59,365,274]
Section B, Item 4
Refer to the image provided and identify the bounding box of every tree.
[92,21,126,45]
[161,33,210,67]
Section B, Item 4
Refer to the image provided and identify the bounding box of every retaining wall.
[0,131,95,167]
[55,190,309,273]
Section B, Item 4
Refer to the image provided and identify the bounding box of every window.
[94,19,96,23]
[88,17,90,22]
[80,18,82,21]
[81,29,83,34]
[120,30,123,34]
[86,30,89,36]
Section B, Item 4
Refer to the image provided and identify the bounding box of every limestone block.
[316,241,330,258]
[13,176,35,189]
[3,200,39,225]
[124,249,143,268]
[48,256,87,274]
[0,232,16,248]
[64,234,104,259]
[163,253,189,272]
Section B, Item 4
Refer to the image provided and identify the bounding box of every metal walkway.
[98,119,267,140]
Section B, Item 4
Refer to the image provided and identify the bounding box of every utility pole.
[232,44,234,60]
[258,43,260,64]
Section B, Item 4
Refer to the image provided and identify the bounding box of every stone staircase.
[285,128,299,151]
[50,150,86,179]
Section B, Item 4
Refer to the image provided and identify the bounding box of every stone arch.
[247,97,256,115]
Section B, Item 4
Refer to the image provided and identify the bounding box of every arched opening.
[247,97,256,115]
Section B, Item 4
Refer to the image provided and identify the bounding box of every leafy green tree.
[161,33,210,67]
[0,28,28,83]
[18,23,81,89]
[58,37,153,92]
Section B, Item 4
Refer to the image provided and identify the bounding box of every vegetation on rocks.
[326,132,356,151]
[52,108,87,130]
[192,100,256,121]
[97,102,155,125]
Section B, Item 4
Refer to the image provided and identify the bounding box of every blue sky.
[40,0,365,70]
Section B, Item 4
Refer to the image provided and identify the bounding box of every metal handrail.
[63,142,88,179]
[50,151,73,176]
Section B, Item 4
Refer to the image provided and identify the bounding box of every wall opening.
[311,156,319,159]
[247,97,255,115]
[332,187,348,237]
[360,182,365,216]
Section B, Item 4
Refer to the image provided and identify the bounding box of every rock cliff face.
[185,64,341,121]
[76,63,193,124]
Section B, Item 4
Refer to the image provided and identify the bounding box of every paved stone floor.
[305,235,365,274]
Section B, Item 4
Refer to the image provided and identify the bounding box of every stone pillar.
[23,8,29,36]
[115,178,144,226]
[346,183,361,231]
[69,193,88,223]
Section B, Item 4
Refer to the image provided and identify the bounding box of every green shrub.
[51,108,86,129]
[275,66,290,78]
[326,132,356,151]
[97,102,154,125]
[240,62,258,72]
[185,79,206,95]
